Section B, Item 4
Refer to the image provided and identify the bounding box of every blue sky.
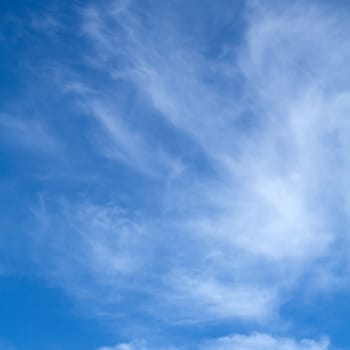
[1,0,350,349]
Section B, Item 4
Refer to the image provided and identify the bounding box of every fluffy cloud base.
[99,333,329,350]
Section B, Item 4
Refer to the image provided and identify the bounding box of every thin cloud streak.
[26,0,350,347]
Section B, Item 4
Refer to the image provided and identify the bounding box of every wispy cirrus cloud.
[19,0,350,348]
[0,114,59,153]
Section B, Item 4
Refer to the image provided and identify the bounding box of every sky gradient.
[1,0,350,349]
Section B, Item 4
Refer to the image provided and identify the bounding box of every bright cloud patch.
[203,333,329,350]
[37,0,350,323]
[99,333,329,350]
[1,0,350,349]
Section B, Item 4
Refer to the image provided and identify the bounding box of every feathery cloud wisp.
[15,0,350,348]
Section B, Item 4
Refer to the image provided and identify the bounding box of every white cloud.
[0,115,59,153]
[98,342,145,350]
[166,275,277,321]
[31,198,150,309]
[202,333,329,350]
[98,333,329,350]
[30,0,350,338]
[84,99,184,177]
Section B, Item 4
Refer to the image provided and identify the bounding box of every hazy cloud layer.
[4,0,350,349]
